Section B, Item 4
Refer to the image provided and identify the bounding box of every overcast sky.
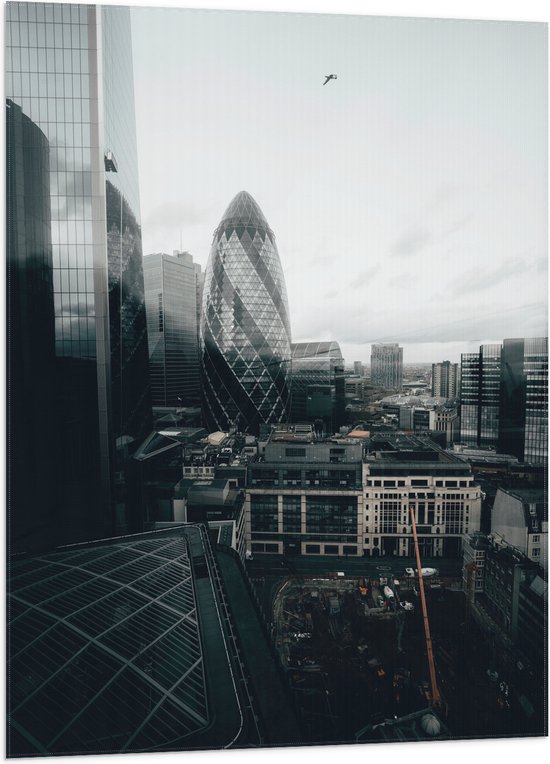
[131,4,547,364]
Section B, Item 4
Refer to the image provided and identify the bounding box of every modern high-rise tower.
[460,344,501,448]
[432,360,459,399]
[461,339,548,463]
[144,251,202,407]
[498,337,548,463]
[200,191,292,433]
[370,343,403,390]
[290,341,346,433]
[6,2,152,549]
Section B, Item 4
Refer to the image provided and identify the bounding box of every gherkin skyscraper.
[201,191,292,433]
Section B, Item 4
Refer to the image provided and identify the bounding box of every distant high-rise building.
[6,2,152,549]
[498,337,548,463]
[460,338,548,463]
[460,344,501,448]
[200,191,292,433]
[431,360,459,398]
[144,251,201,407]
[370,343,403,390]
[290,341,346,433]
[353,361,364,377]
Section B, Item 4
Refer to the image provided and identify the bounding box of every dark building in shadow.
[6,98,59,553]
[6,3,152,549]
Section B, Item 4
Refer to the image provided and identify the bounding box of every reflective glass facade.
[144,251,201,406]
[6,98,60,552]
[498,337,548,463]
[460,344,501,448]
[290,341,345,432]
[200,191,292,433]
[5,2,151,544]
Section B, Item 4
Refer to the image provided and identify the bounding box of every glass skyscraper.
[5,2,152,548]
[144,251,202,407]
[290,341,346,433]
[200,191,292,434]
[460,344,501,448]
[499,337,548,463]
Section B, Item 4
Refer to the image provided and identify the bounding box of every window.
[285,448,306,458]
[532,548,540,557]
[265,543,279,553]
[343,546,357,555]
[306,544,320,554]
[532,535,540,543]
[251,495,278,532]
[306,496,358,535]
[282,496,301,533]
[325,545,339,555]
[411,479,428,487]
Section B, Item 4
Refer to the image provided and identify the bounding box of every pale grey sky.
[131,4,547,364]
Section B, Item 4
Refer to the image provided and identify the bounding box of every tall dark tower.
[5,2,152,547]
[200,191,292,433]
[6,99,59,553]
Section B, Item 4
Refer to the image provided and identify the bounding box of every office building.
[7,526,301,755]
[6,98,60,552]
[144,251,201,407]
[6,2,152,548]
[498,337,548,463]
[460,344,501,448]
[353,361,364,377]
[200,190,292,434]
[379,394,460,446]
[460,338,548,463]
[290,341,346,433]
[370,343,403,390]
[245,426,364,556]
[431,361,459,399]
[491,487,547,571]
[363,435,482,558]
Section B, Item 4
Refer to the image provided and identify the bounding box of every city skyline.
[131,2,547,364]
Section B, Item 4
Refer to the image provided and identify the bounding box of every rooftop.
[7,527,257,755]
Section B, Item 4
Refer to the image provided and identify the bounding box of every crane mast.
[410,506,442,708]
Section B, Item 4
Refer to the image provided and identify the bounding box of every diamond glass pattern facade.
[201,191,292,433]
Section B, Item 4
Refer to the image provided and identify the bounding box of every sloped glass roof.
[8,534,209,755]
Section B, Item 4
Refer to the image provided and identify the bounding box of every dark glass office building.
[460,343,501,448]
[5,2,152,548]
[6,98,59,550]
[290,341,346,433]
[144,251,201,407]
[200,190,292,433]
[499,337,548,463]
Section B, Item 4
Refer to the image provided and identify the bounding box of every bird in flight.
[323,74,338,86]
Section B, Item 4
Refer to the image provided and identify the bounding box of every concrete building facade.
[370,343,403,390]
[491,487,547,571]
[245,427,364,556]
[363,435,482,558]
[431,361,459,399]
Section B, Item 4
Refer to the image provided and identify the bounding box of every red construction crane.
[410,507,442,709]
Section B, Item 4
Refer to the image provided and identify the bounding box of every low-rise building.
[490,487,547,571]
[245,426,363,556]
[363,435,482,558]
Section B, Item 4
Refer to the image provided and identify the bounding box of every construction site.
[266,565,535,743]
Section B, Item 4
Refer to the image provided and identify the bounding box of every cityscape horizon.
[5,0,548,757]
